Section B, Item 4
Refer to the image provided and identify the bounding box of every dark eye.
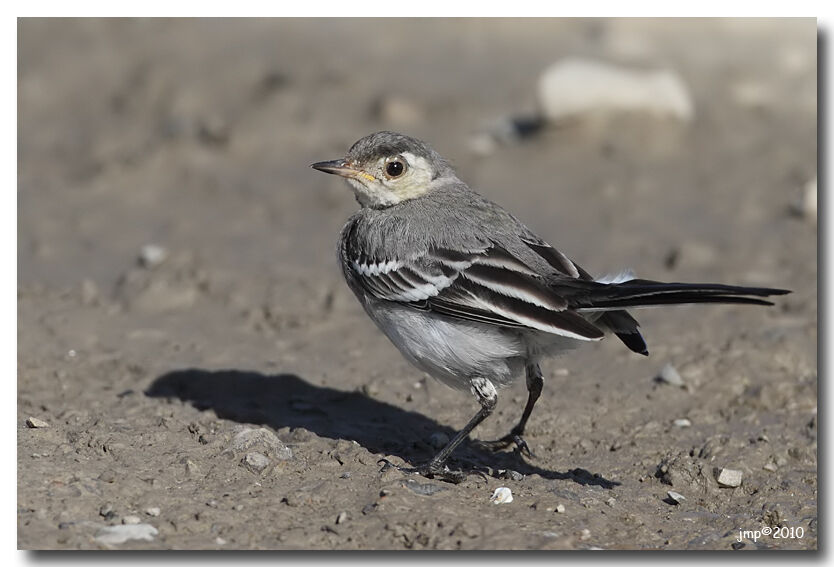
[385,159,406,178]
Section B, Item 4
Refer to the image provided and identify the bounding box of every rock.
[215,537,227,545]
[791,177,817,223]
[25,416,50,428]
[95,524,158,545]
[716,468,743,488]
[673,418,692,428]
[122,515,141,525]
[605,497,616,508]
[226,427,293,460]
[580,528,592,541]
[144,507,161,517]
[666,491,686,505]
[490,487,513,504]
[335,511,348,525]
[537,57,694,123]
[555,504,566,514]
[138,244,168,269]
[657,363,684,387]
[242,452,270,473]
[427,431,450,449]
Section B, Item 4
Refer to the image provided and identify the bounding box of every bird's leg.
[475,363,543,458]
[382,377,497,484]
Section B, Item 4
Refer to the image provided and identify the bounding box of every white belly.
[364,300,529,390]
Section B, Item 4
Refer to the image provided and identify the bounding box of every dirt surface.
[18,18,817,550]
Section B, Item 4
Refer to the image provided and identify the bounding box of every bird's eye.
[385,158,406,178]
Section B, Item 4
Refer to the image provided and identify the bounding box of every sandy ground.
[18,18,817,550]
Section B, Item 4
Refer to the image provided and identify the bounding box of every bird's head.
[311,131,454,208]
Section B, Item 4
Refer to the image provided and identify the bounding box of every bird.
[311,131,789,483]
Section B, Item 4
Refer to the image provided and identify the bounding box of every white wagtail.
[312,131,789,483]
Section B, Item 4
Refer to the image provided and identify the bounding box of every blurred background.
[18,19,817,550]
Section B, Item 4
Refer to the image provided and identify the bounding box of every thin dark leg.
[475,363,543,457]
[382,377,498,484]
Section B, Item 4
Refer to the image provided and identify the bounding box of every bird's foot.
[474,433,536,459]
[377,458,477,484]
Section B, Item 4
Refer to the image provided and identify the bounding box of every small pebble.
[580,528,591,541]
[144,507,161,517]
[138,244,168,268]
[555,504,566,514]
[674,418,692,428]
[657,363,684,387]
[490,487,513,504]
[215,537,227,545]
[763,461,778,472]
[336,511,348,525]
[666,491,686,505]
[99,503,115,519]
[605,497,616,508]
[242,452,270,473]
[25,416,50,428]
[122,515,141,525]
[716,468,743,488]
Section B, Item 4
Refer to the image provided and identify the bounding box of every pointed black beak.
[310,159,351,176]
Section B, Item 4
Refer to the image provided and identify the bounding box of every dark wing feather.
[344,240,605,341]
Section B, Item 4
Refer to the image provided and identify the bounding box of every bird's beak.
[310,159,376,183]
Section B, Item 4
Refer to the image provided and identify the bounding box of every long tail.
[571,279,791,311]
[566,279,790,357]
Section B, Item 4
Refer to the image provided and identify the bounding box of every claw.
[474,434,536,459]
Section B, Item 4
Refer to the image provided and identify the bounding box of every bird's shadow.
[145,369,620,489]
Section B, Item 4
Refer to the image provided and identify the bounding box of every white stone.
[717,468,743,488]
[490,487,513,504]
[658,363,684,387]
[25,416,50,428]
[667,491,686,504]
[537,58,694,123]
[138,244,168,268]
[95,524,158,545]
